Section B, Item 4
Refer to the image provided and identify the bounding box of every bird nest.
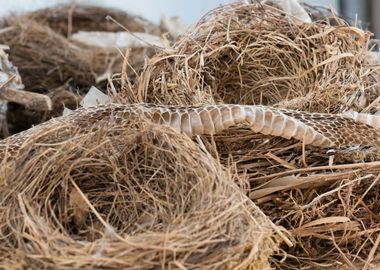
[117,2,380,269]
[0,117,279,269]
[1,2,380,269]
[125,2,379,114]
[0,5,164,137]
[0,5,160,91]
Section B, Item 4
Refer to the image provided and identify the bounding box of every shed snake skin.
[1,103,380,160]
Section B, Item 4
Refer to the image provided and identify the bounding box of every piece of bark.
[0,87,52,111]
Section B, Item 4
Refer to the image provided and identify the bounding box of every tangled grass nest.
[0,5,160,91]
[124,2,379,114]
[1,1,380,269]
[0,5,163,136]
[117,2,380,269]
[0,116,280,269]
[27,5,162,37]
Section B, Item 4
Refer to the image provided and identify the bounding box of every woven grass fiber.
[0,114,280,269]
[116,2,380,269]
[0,5,163,137]
[1,1,380,269]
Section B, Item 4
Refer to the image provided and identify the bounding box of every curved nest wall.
[0,118,278,269]
[1,2,380,269]
[127,3,378,114]
[116,3,380,269]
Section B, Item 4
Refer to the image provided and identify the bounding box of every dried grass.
[0,5,159,91]
[122,2,379,114]
[0,5,162,136]
[116,2,380,269]
[0,19,117,95]
[0,117,279,269]
[1,2,380,269]
[27,5,162,37]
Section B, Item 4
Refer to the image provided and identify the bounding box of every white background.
[0,0,338,26]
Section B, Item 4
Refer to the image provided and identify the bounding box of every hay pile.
[117,2,380,269]
[0,5,163,136]
[0,116,280,269]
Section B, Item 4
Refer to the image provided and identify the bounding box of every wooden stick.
[0,53,52,111]
[0,87,52,111]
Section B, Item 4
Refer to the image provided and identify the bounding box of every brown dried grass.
[122,2,379,114]
[1,18,118,90]
[1,2,380,269]
[27,5,162,37]
[0,5,162,136]
[0,116,279,269]
[200,127,380,269]
[0,5,159,91]
[116,2,380,269]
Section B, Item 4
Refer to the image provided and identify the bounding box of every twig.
[363,233,380,270]
[0,87,52,111]
[106,15,164,49]
[251,161,380,182]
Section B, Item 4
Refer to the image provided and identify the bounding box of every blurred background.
[0,0,337,25]
[2,0,380,36]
